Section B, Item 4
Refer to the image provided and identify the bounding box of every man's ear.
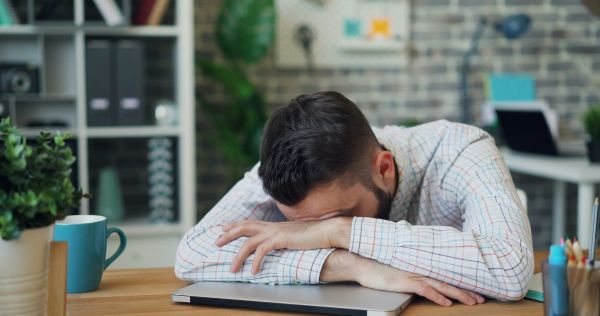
[372,150,395,187]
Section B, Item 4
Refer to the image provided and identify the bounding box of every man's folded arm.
[348,138,534,301]
[175,164,334,284]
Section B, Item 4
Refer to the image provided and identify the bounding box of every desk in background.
[66,252,547,315]
[501,148,600,246]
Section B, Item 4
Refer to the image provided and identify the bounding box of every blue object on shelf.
[488,74,536,101]
[95,166,125,223]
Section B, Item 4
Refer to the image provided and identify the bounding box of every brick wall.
[194,0,600,249]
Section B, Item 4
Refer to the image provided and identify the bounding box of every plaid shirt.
[176,120,534,301]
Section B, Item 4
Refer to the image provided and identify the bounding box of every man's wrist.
[325,216,352,249]
[319,249,359,283]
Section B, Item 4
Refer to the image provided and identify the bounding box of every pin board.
[275,0,411,69]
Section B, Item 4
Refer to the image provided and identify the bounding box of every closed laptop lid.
[172,281,413,316]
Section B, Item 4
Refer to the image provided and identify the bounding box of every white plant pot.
[0,224,54,316]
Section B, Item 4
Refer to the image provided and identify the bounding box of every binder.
[86,40,113,126]
[114,40,145,126]
[0,98,8,118]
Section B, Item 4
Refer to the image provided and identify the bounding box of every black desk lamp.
[459,14,532,124]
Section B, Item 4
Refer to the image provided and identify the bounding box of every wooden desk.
[67,252,547,315]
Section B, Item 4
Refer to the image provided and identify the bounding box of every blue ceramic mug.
[53,215,126,293]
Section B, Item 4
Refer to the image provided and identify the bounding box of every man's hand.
[215,217,351,274]
[322,250,486,307]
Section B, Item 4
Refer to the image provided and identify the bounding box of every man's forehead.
[276,181,359,216]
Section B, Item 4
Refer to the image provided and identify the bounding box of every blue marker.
[548,244,568,316]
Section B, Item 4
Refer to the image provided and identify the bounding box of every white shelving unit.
[0,0,195,268]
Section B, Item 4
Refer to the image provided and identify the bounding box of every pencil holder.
[542,261,568,316]
[542,261,600,316]
[567,266,600,316]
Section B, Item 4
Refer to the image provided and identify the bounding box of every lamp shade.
[495,14,531,40]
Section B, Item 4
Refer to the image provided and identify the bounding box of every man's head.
[258,91,397,221]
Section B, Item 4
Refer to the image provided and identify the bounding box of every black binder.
[114,40,145,126]
[0,98,8,119]
[86,40,113,126]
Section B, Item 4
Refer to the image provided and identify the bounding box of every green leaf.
[197,0,274,179]
[216,0,276,64]
[198,61,255,100]
[584,105,600,140]
[0,118,88,241]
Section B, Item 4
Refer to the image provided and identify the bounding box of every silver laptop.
[172,281,413,315]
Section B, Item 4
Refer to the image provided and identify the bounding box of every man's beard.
[369,183,393,220]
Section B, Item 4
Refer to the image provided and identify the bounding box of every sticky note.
[344,18,362,37]
[370,18,391,38]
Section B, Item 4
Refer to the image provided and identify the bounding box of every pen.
[589,197,598,268]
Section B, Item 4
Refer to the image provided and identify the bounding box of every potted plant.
[0,118,86,314]
[584,105,600,163]
[197,0,275,178]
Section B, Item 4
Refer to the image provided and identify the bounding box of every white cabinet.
[0,0,196,268]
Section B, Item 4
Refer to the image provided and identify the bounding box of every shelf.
[86,126,181,138]
[338,39,406,52]
[0,25,179,37]
[20,126,182,138]
[20,127,77,138]
[0,2,197,265]
[0,93,76,102]
[0,25,74,35]
[110,221,184,237]
[84,26,179,37]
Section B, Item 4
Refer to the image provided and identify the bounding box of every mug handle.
[104,227,127,270]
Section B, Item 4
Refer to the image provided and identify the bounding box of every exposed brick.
[415,13,465,24]
[566,45,600,54]
[547,61,574,71]
[564,77,587,87]
[537,78,561,88]
[551,0,581,4]
[566,13,597,22]
[414,64,448,73]
[521,44,560,55]
[414,0,451,6]
[413,30,454,40]
[457,0,498,6]
[427,82,460,91]
[505,0,543,5]
[405,99,442,108]
[550,29,568,38]
[587,95,600,104]
[501,62,540,72]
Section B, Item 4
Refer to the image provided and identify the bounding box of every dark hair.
[258,91,379,206]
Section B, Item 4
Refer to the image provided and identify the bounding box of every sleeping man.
[175,91,533,306]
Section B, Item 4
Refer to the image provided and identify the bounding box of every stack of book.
[133,0,171,26]
[93,0,171,26]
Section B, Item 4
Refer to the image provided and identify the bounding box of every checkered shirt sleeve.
[349,136,534,301]
[175,164,335,284]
